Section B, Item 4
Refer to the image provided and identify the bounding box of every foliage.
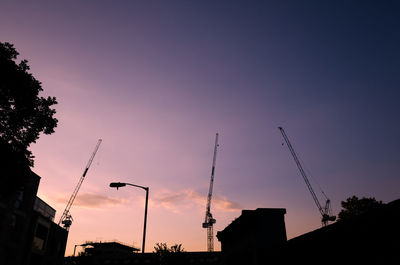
[153,242,185,265]
[154,242,184,254]
[0,42,58,166]
[170,243,184,253]
[154,242,169,254]
[338,195,383,221]
[0,140,31,200]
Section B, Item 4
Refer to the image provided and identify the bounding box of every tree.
[338,195,383,221]
[0,42,58,166]
[153,243,185,265]
[170,244,184,253]
[153,242,185,254]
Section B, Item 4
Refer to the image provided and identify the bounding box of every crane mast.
[278,127,335,226]
[202,133,219,252]
[58,139,102,230]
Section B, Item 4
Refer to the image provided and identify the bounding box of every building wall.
[275,199,400,265]
[0,168,40,265]
[27,212,68,265]
[216,208,287,265]
[0,153,68,265]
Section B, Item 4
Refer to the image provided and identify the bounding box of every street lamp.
[109,182,149,253]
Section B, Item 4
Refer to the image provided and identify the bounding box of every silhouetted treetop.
[153,243,185,265]
[0,42,58,166]
[338,196,383,221]
[154,242,185,254]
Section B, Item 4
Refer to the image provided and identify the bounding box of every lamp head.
[109,182,126,190]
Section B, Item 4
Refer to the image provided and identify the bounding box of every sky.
[1,0,400,256]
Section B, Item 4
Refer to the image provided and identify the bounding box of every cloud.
[153,189,241,213]
[72,193,125,208]
[214,197,242,211]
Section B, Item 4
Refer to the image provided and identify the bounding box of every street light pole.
[142,186,148,254]
[109,182,149,253]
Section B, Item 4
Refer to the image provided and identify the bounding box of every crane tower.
[278,127,336,226]
[58,139,102,230]
[202,133,219,252]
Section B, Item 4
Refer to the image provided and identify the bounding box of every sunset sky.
[1,1,400,256]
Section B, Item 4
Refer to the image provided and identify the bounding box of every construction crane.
[278,127,336,226]
[58,139,102,230]
[202,133,219,252]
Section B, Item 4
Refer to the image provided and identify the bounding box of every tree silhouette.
[154,242,185,254]
[0,42,58,166]
[153,243,185,265]
[338,195,383,221]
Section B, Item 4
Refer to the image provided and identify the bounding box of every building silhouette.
[216,208,287,265]
[275,199,400,265]
[29,197,68,265]
[0,145,68,265]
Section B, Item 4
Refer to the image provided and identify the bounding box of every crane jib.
[58,139,102,229]
[278,127,334,225]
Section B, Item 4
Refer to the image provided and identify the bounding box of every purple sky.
[1,1,400,255]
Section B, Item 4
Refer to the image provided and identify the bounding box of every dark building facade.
[0,150,68,265]
[274,199,400,265]
[0,167,41,265]
[216,208,287,265]
[28,197,68,265]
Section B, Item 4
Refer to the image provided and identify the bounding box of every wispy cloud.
[75,193,125,208]
[54,193,125,208]
[153,189,241,213]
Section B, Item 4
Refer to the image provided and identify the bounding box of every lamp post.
[109,182,149,253]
